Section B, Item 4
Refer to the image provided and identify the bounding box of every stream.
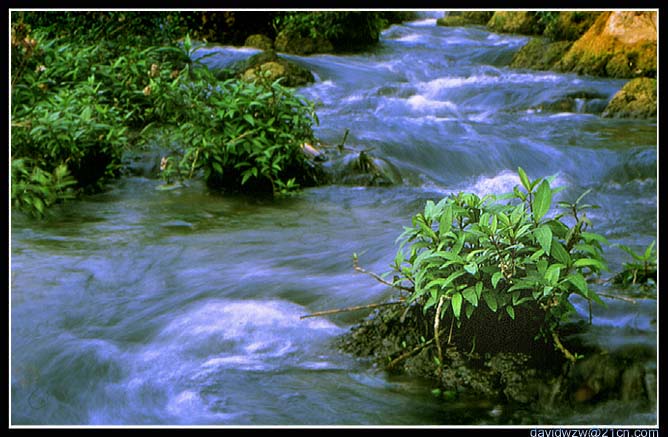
[10,13,657,426]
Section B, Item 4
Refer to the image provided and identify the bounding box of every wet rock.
[238,50,315,87]
[602,77,657,119]
[487,12,543,35]
[337,300,657,414]
[555,11,657,78]
[510,38,572,71]
[542,12,602,42]
[437,11,493,27]
[306,144,403,187]
[274,28,333,56]
[243,34,274,51]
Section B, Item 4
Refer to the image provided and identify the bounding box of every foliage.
[141,35,319,196]
[389,168,609,362]
[613,240,657,286]
[273,11,389,50]
[11,159,77,218]
[12,11,322,217]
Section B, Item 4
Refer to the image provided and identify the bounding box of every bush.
[388,168,608,363]
[142,36,320,196]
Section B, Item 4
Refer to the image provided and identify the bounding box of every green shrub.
[142,37,320,195]
[613,241,657,286]
[389,168,608,363]
[273,11,389,51]
[11,159,77,218]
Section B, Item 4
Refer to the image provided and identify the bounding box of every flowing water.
[10,14,657,426]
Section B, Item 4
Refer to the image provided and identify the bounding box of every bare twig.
[434,296,447,381]
[352,255,413,292]
[597,293,638,304]
[300,301,404,319]
[386,337,434,371]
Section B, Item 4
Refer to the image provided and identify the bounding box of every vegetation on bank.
[11,11,419,218]
[10,12,316,217]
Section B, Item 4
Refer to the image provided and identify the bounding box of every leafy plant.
[388,168,608,364]
[143,63,319,196]
[613,240,657,286]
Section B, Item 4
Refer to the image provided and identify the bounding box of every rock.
[237,50,315,87]
[437,11,493,27]
[487,11,543,35]
[322,149,403,187]
[510,37,572,70]
[274,28,333,56]
[243,34,274,51]
[542,11,602,42]
[555,11,657,78]
[602,77,657,119]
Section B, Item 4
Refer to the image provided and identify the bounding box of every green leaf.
[464,262,478,276]
[566,272,589,296]
[439,203,453,237]
[518,167,531,192]
[491,271,504,289]
[462,286,478,307]
[644,241,656,260]
[451,292,463,319]
[573,258,606,271]
[532,179,552,222]
[505,305,515,320]
[484,292,498,312]
[534,225,553,255]
[551,240,571,265]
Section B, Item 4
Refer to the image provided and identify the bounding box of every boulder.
[487,11,543,35]
[243,33,274,51]
[510,37,572,70]
[274,28,333,55]
[237,50,315,87]
[555,11,657,78]
[437,11,493,27]
[542,11,602,41]
[602,77,657,119]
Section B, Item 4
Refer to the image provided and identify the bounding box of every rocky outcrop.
[602,77,657,119]
[243,34,274,51]
[230,50,315,88]
[274,29,334,56]
[510,38,572,71]
[542,11,602,41]
[555,11,657,78]
[437,11,493,27]
[487,11,543,35]
[337,301,657,417]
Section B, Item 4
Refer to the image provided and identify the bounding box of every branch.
[352,255,413,292]
[597,292,637,304]
[552,330,577,364]
[300,300,404,319]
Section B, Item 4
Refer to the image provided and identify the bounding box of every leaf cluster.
[141,38,319,196]
[390,168,609,357]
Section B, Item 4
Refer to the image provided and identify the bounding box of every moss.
[543,11,602,41]
[437,11,493,27]
[487,11,543,35]
[510,38,572,70]
[555,12,656,79]
[602,77,657,119]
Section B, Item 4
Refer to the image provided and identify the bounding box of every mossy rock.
[274,28,333,55]
[437,11,493,27]
[510,37,572,70]
[543,11,603,41]
[487,11,543,35]
[237,50,315,87]
[555,11,657,78]
[243,33,274,51]
[602,77,657,119]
